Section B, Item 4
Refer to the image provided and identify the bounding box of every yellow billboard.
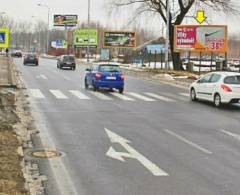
[0,28,10,48]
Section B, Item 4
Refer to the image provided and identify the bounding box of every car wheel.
[85,79,89,89]
[190,88,197,101]
[214,94,221,107]
[72,66,76,70]
[119,88,124,94]
[93,83,98,91]
[59,65,62,69]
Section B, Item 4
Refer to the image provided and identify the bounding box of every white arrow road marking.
[164,129,212,155]
[145,92,175,102]
[29,89,45,99]
[105,128,168,176]
[220,129,240,141]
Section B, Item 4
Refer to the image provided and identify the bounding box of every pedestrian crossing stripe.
[28,89,189,102]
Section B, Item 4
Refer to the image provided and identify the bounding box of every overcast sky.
[2,0,240,37]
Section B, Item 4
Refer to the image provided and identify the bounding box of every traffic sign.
[0,28,10,48]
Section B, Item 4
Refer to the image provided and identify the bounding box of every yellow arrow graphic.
[195,10,207,24]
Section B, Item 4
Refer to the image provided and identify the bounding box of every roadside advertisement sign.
[51,40,68,49]
[174,25,227,53]
[54,15,78,26]
[73,29,98,47]
[103,31,136,48]
[0,28,10,48]
[146,44,165,54]
[100,48,110,61]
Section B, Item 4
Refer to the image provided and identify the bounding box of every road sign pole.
[87,0,90,62]
[165,0,170,70]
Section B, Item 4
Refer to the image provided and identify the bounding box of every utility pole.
[87,0,90,62]
[165,0,170,69]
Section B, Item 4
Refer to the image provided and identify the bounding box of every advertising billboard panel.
[100,48,110,61]
[0,28,10,48]
[73,29,98,47]
[103,31,136,48]
[51,40,68,49]
[146,44,165,54]
[54,15,78,26]
[174,25,227,53]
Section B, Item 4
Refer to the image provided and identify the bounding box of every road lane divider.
[220,129,240,141]
[49,90,68,99]
[164,129,212,155]
[29,89,45,99]
[127,92,156,101]
[161,92,188,102]
[145,92,175,102]
[69,90,90,100]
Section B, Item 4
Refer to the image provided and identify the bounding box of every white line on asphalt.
[110,92,135,101]
[89,91,112,100]
[69,90,90,100]
[161,92,188,101]
[164,129,212,154]
[220,129,240,141]
[50,90,68,99]
[41,74,47,80]
[127,92,156,101]
[29,89,45,99]
[63,76,71,81]
[145,92,175,102]
[179,93,189,97]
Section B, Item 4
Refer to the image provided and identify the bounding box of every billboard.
[0,28,10,48]
[100,48,110,61]
[146,44,165,54]
[73,29,98,47]
[54,15,78,26]
[103,31,136,48]
[51,40,68,49]
[174,25,227,53]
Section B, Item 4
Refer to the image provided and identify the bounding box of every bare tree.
[109,0,237,70]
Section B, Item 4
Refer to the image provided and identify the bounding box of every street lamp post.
[31,16,41,53]
[87,0,90,62]
[38,3,50,54]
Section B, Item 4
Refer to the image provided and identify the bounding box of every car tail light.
[120,74,125,80]
[95,72,101,80]
[221,84,232,92]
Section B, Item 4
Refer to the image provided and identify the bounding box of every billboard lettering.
[54,15,78,27]
[73,29,98,47]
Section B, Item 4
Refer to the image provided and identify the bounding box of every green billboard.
[73,29,98,47]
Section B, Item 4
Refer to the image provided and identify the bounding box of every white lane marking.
[110,92,135,101]
[145,92,175,102]
[41,74,47,80]
[89,91,112,100]
[50,90,68,99]
[69,90,90,100]
[29,89,45,99]
[127,92,156,101]
[63,76,71,81]
[179,93,189,97]
[164,129,212,154]
[105,128,168,176]
[220,129,240,141]
[161,92,188,101]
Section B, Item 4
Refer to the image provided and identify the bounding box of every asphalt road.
[15,57,240,195]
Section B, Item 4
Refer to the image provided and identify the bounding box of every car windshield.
[224,76,240,84]
[63,56,75,61]
[99,65,120,72]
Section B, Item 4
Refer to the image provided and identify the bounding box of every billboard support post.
[165,0,170,70]
[210,52,213,71]
[154,50,157,69]
[161,50,163,69]
[87,0,90,62]
[199,52,202,74]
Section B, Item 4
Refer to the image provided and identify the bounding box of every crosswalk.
[29,89,189,102]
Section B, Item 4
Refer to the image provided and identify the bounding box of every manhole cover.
[30,150,61,158]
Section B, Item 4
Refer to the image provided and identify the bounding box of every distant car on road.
[57,55,76,70]
[23,54,39,66]
[84,64,125,93]
[11,50,22,58]
[190,72,240,107]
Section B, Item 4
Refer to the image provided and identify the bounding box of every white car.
[190,72,240,107]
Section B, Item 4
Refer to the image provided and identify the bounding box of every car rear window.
[99,65,120,72]
[224,76,240,84]
[63,56,75,61]
[27,54,36,58]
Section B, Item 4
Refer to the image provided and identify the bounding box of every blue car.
[84,64,125,93]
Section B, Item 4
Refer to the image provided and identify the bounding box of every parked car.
[11,50,22,58]
[84,64,125,93]
[23,53,39,65]
[190,72,240,107]
[57,55,76,70]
